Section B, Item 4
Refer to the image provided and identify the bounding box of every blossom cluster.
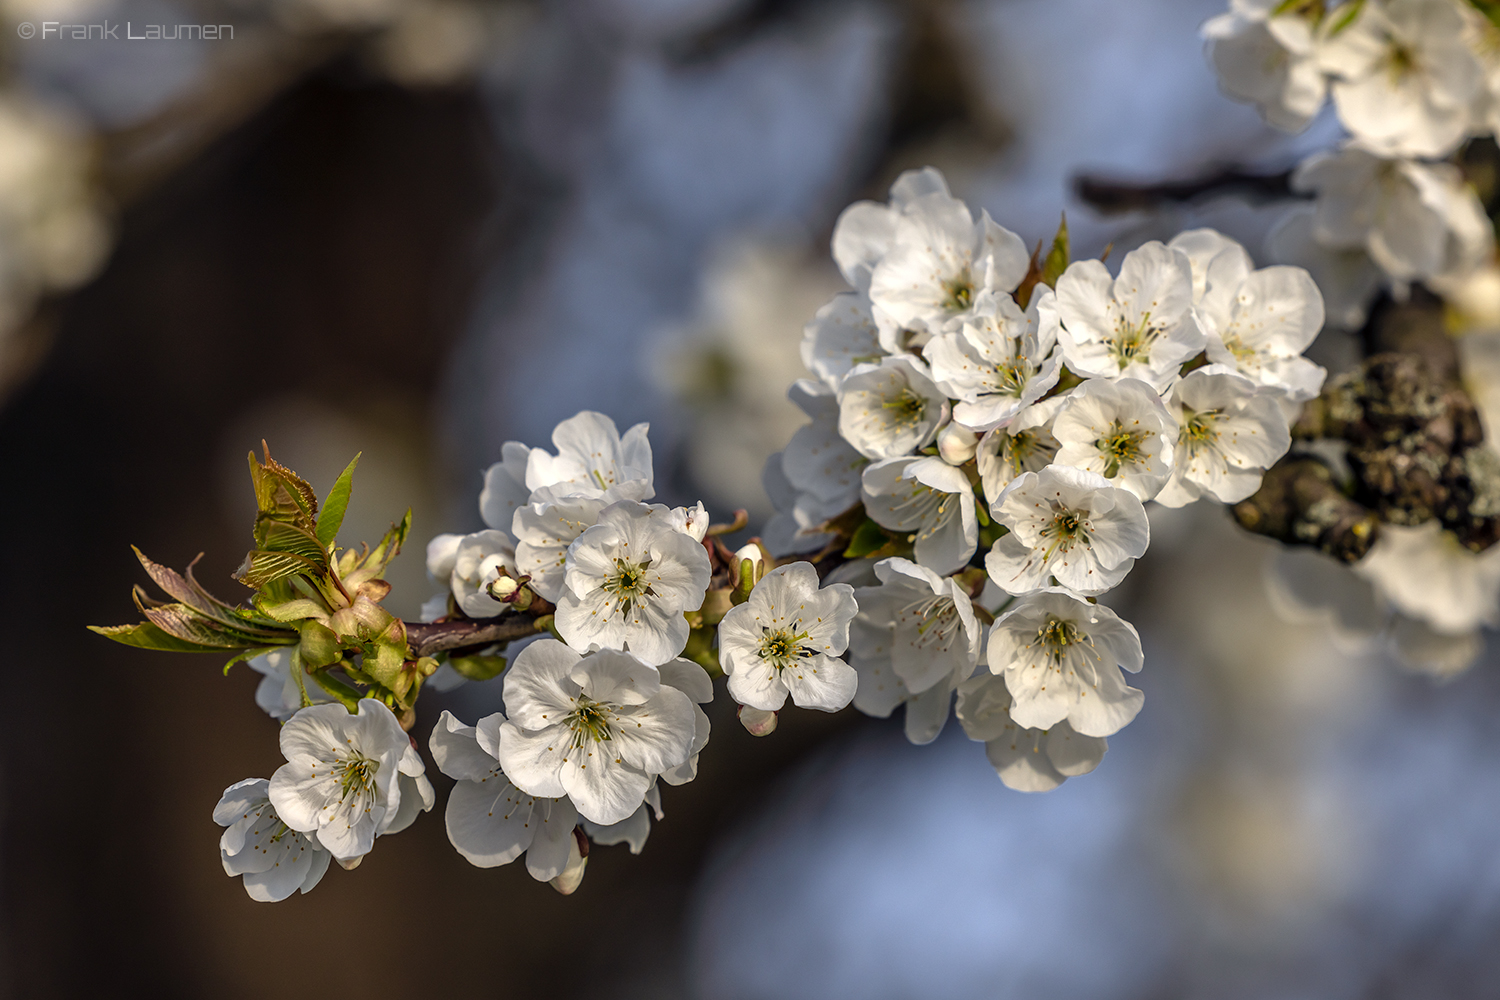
[1205,0,1496,327]
[763,168,1323,789]
[1206,0,1500,669]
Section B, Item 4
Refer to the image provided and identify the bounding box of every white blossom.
[1354,521,1500,635]
[214,778,331,902]
[1292,146,1494,285]
[1266,205,1383,329]
[938,421,979,464]
[581,783,664,856]
[1169,228,1254,305]
[1192,246,1329,401]
[718,561,859,713]
[762,450,841,557]
[802,291,885,390]
[985,466,1150,596]
[479,440,533,533]
[524,410,655,501]
[955,673,1108,792]
[1054,241,1205,390]
[866,184,1030,340]
[831,166,951,294]
[782,380,865,519]
[861,455,979,575]
[925,289,1062,432]
[268,699,429,862]
[987,592,1144,737]
[1051,377,1179,500]
[1155,367,1292,507]
[849,558,981,744]
[1202,0,1330,131]
[1319,0,1481,158]
[430,710,581,879]
[656,657,714,786]
[975,398,1064,505]
[248,648,334,721]
[426,529,517,619]
[513,490,608,603]
[837,356,950,460]
[555,501,712,666]
[495,642,697,825]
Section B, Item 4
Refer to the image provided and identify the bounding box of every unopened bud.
[549,828,589,895]
[738,705,778,737]
[938,422,978,465]
[337,854,365,871]
[488,575,519,601]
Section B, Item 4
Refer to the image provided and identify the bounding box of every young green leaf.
[316,453,360,549]
[88,622,234,653]
[1041,213,1070,288]
[447,654,507,682]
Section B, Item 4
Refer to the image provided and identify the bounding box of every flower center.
[1110,312,1161,368]
[1095,423,1147,478]
[1035,615,1089,663]
[882,388,928,429]
[757,626,814,670]
[943,270,975,312]
[901,595,962,650]
[990,360,1029,396]
[566,696,615,747]
[603,557,656,617]
[1037,506,1092,563]
[1180,408,1221,450]
[336,756,379,805]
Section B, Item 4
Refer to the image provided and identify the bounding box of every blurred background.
[0,0,1497,996]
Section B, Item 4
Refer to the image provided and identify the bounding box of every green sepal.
[297,619,343,669]
[316,453,360,549]
[681,627,722,677]
[1041,214,1069,288]
[447,654,507,682]
[221,646,284,676]
[843,519,893,559]
[88,622,228,654]
[1326,0,1364,35]
[309,670,363,712]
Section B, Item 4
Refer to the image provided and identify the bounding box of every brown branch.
[404,597,555,659]
[1073,168,1296,216]
[1233,458,1380,562]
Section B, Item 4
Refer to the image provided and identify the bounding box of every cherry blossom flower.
[523,410,655,501]
[1319,0,1481,158]
[802,292,885,390]
[268,699,430,862]
[718,561,858,713]
[495,642,697,826]
[248,648,334,721]
[925,289,1062,432]
[1054,241,1204,390]
[555,501,712,666]
[513,491,608,603]
[837,356,950,460]
[1051,377,1179,501]
[975,398,1064,505]
[1266,205,1383,329]
[849,558,982,744]
[479,440,533,533]
[1292,146,1493,286]
[985,466,1150,596]
[955,673,1108,792]
[430,710,581,879]
[861,456,978,575]
[867,186,1030,338]
[214,778,331,902]
[1353,521,1500,635]
[831,166,951,294]
[1154,367,1292,507]
[1203,0,1331,131]
[1193,251,1328,402]
[987,592,1144,737]
[782,380,865,521]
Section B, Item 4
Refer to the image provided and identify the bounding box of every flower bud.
[488,575,519,601]
[938,421,978,465]
[336,854,365,871]
[738,705,778,737]
[549,828,589,895]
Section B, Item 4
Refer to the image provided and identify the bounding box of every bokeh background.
[0,0,1498,996]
